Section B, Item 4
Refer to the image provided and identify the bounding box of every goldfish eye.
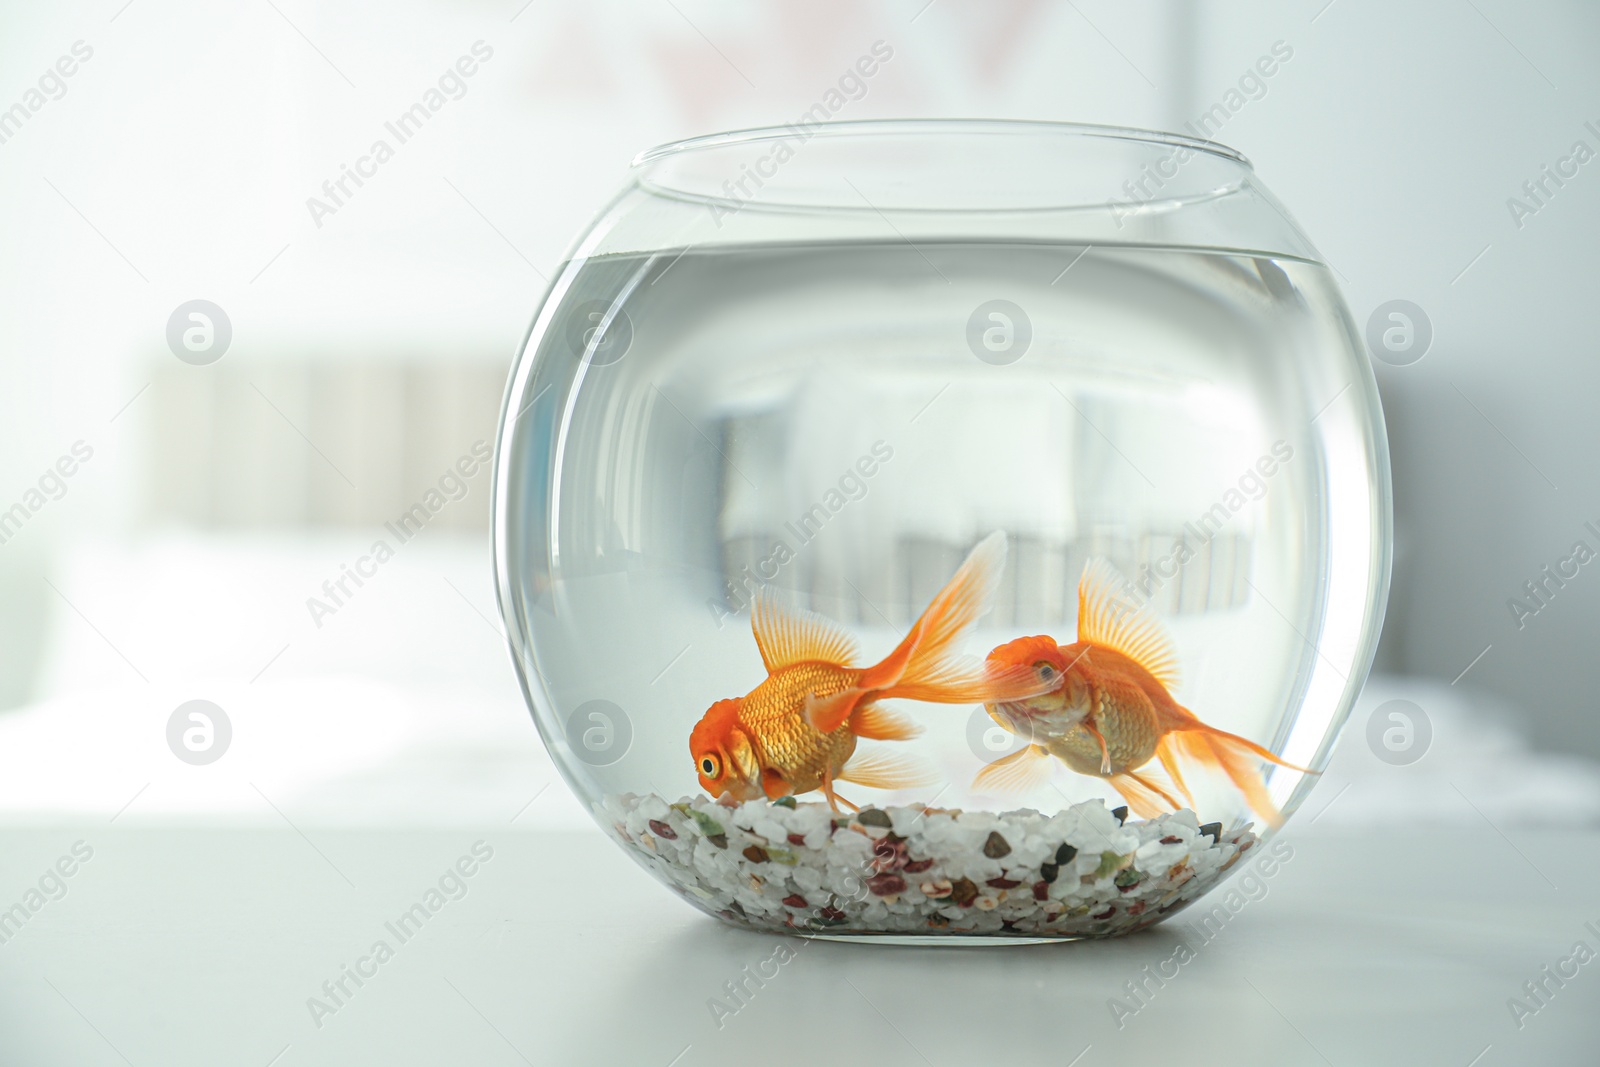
[1034,660,1058,681]
[700,755,721,777]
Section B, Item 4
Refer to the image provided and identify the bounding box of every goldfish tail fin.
[836,748,939,791]
[1163,704,1316,774]
[1077,559,1181,690]
[1108,771,1183,820]
[1166,728,1296,829]
[859,530,1007,697]
[860,531,1051,707]
[972,744,1054,794]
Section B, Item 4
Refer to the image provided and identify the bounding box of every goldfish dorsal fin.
[1076,559,1181,690]
[751,590,858,674]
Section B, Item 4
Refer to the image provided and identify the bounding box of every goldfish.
[977,559,1313,827]
[691,531,1051,810]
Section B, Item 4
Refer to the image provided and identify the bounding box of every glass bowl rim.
[632,117,1252,169]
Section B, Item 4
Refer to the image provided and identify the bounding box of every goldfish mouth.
[988,700,1043,740]
[708,776,762,804]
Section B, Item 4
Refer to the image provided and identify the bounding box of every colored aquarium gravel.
[601,793,1259,938]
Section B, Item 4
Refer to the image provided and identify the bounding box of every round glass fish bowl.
[493,119,1390,942]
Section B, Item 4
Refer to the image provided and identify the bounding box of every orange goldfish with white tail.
[978,559,1314,827]
[691,531,1052,810]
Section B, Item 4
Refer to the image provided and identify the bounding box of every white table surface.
[0,822,1593,1067]
[4,538,1598,1064]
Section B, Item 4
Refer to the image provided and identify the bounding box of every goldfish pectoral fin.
[1108,771,1180,819]
[805,688,868,734]
[859,531,1008,697]
[1076,558,1181,690]
[972,744,1054,794]
[850,703,922,741]
[1086,721,1112,776]
[761,768,792,801]
[751,589,860,674]
[836,749,939,791]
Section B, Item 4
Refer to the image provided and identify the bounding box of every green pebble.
[690,810,725,836]
[772,796,797,809]
[1095,851,1127,879]
[856,809,893,827]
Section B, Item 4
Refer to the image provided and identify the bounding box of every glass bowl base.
[600,793,1259,940]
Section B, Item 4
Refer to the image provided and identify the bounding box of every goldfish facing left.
[691,531,1051,810]
[979,560,1314,827]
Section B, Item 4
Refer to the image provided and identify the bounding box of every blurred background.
[1,0,1599,832]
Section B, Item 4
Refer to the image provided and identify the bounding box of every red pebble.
[986,877,1021,889]
[866,873,907,897]
[1160,835,1182,844]
[783,894,808,908]
[1127,901,1147,915]
[788,833,808,847]
[819,906,847,921]
[903,858,934,874]
[648,819,677,839]
[1032,881,1048,901]
[872,837,907,860]
[1092,906,1116,920]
